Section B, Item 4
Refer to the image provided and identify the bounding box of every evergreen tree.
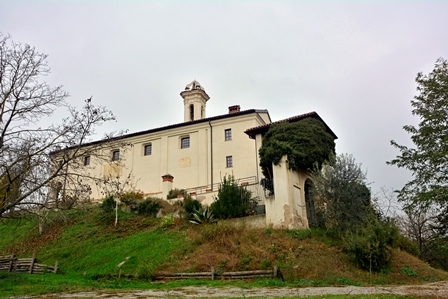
[388,58,448,208]
[389,58,448,270]
[210,175,256,219]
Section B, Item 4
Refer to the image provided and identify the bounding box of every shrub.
[167,188,190,200]
[210,174,257,219]
[166,188,200,218]
[100,195,116,214]
[98,195,117,223]
[397,234,420,256]
[160,214,175,229]
[120,191,144,212]
[312,154,372,233]
[345,219,399,272]
[137,197,161,216]
[184,199,202,215]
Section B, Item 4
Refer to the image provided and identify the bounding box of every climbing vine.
[259,118,335,179]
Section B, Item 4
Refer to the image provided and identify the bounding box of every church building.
[61,80,337,228]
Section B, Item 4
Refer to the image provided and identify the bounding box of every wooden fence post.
[54,260,59,274]
[8,254,15,272]
[29,252,36,274]
[273,266,277,278]
[211,266,215,280]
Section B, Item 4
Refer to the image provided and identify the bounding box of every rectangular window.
[144,144,152,156]
[226,156,233,168]
[84,156,90,166]
[181,137,190,149]
[112,150,120,161]
[225,128,232,141]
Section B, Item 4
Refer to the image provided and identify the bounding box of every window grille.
[181,137,190,149]
[226,156,233,167]
[112,150,120,161]
[225,129,232,141]
[144,144,152,156]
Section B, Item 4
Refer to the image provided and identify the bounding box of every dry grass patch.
[388,250,448,283]
[160,223,448,285]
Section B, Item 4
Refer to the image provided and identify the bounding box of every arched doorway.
[304,178,317,228]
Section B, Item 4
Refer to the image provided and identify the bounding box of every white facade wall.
[83,111,270,206]
[265,155,312,229]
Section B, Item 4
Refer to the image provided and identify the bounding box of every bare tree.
[95,173,137,227]
[0,33,129,218]
[371,187,404,221]
[375,188,434,254]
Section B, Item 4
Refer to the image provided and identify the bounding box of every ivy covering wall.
[258,118,335,179]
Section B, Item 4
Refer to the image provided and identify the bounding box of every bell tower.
[180,80,210,122]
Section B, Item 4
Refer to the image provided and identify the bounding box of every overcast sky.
[2,0,447,198]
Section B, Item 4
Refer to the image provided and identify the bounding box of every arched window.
[201,106,204,119]
[189,104,194,121]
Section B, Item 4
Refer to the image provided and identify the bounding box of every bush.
[312,154,372,233]
[184,199,202,215]
[137,197,161,216]
[397,234,420,256]
[210,174,257,219]
[166,188,200,219]
[160,214,175,229]
[167,188,190,200]
[120,191,144,212]
[100,195,116,214]
[98,195,117,223]
[345,219,399,272]
[421,236,448,271]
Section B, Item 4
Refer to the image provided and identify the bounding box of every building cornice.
[180,89,210,101]
[52,109,270,154]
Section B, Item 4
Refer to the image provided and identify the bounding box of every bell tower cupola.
[180,80,210,122]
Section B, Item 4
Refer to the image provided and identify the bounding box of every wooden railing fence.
[154,266,283,281]
[0,253,58,274]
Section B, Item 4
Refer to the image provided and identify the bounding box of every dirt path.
[21,281,448,298]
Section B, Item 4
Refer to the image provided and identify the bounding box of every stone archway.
[304,178,317,228]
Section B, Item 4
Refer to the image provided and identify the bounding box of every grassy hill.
[0,207,447,297]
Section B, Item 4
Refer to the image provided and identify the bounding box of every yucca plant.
[189,207,216,225]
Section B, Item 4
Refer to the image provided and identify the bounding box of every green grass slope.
[0,207,447,297]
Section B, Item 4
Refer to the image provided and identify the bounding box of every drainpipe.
[208,120,213,190]
[255,136,259,183]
